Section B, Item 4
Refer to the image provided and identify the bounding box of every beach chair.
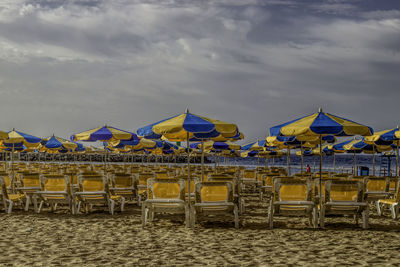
[74,174,124,215]
[137,172,155,206]
[109,173,138,202]
[35,174,73,214]
[17,173,41,211]
[269,177,317,229]
[363,177,391,203]
[320,180,368,229]
[241,169,260,192]
[377,179,400,219]
[0,175,25,214]
[208,174,245,215]
[141,178,189,228]
[259,172,281,201]
[192,181,239,229]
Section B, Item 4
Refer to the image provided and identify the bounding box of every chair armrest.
[145,199,185,204]
[74,191,107,196]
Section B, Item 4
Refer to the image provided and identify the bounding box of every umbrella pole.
[319,135,323,227]
[186,133,191,215]
[373,146,376,176]
[300,143,304,177]
[353,151,356,176]
[286,148,290,176]
[201,140,205,182]
[11,143,15,192]
[214,151,217,172]
[396,144,399,178]
[333,153,336,173]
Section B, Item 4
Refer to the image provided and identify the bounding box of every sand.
[1,196,400,266]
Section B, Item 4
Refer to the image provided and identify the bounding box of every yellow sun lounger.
[192,181,239,229]
[35,174,73,214]
[377,179,400,219]
[0,175,25,214]
[17,173,41,212]
[141,178,189,228]
[74,174,125,215]
[269,177,317,229]
[321,180,368,229]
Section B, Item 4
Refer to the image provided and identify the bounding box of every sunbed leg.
[185,204,190,228]
[76,201,81,214]
[268,199,273,229]
[362,207,369,229]
[313,207,318,228]
[54,203,58,211]
[234,205,239,229]
[149,207,154,222]
[38,200,44,214]
[141,204,146,228]
[395,204,399,219]
[390,205,396,219]
[120,197,125,212]
[376,201,382,216]
[25,196,30,211]
[190,206,195,228]
[109,199,115,215]
[320,206,325,229]
[7,200,13,214]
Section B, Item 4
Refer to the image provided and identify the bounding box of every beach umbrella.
[42,135,78,151]
[137,109,240,207]
[365,127,400,177]
[3,129,42,188]
[71,125,138,172]
[270,108,373,225]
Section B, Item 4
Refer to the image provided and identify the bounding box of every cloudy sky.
[0,0,399,143]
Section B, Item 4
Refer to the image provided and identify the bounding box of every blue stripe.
[44,136,63,149]
[309,112,343,135]
[182,113,215,133]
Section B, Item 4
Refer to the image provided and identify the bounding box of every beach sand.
[1,196,400,266]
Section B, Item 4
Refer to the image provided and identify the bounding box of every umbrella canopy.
[42,135,78,151]
[191,140,241,151]
[270,109,373,137]
[364,128,400,146]
[71,125,137,142]
[242,140,268,151]
[137,109,239,142]
[4,129,42,147]
[0,130,8,140]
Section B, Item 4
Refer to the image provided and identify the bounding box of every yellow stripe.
[280,113,319,136]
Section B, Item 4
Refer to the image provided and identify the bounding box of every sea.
[213,154,398,176]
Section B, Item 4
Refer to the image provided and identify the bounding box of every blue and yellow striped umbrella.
[71,125,136,142]
[137,109,239,142]
[270,108,373,137]
[42,135,78,151]
[0,130,8,140]
[191,141,241,151]
[364,128,400,146]
[4,129,42,148]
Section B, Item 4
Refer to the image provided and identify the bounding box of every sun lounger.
[321,180,368,229]
[141,178,189,228]
[192,181,239,229]
[269,177,317,229]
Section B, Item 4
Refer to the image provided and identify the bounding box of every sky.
[0,0,399,144]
